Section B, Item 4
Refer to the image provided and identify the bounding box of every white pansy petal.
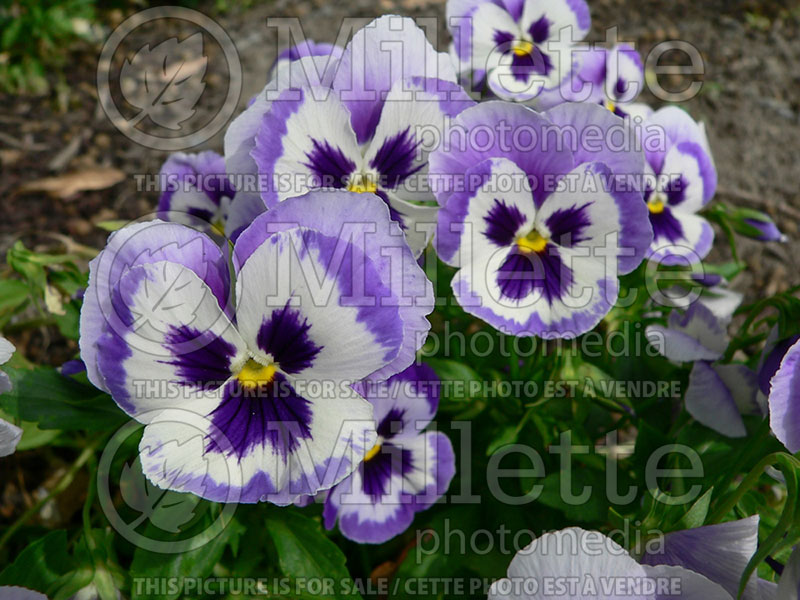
[250,86,361,208]
[0,418,23,457]
[643,564,733,600]
[139,383,376,505]
[234,228,404,383]
[0,336,14,364]
[95,262,247,419]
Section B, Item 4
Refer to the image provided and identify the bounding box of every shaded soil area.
[0,0,799,363]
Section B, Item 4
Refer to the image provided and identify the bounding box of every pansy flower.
[320,364,454,544]
[767,336,800,453]
[431,101,652,337]
[489,527,733,599]
[232,16,474,257]
[79,191,433,503]
[447,0,591,101]
[538,43,650,119]
[642,516,776,600]
[0,335,22,457]
[646,302,760,437]
[225,53,343,244]
[640,107,717,265]
[158,151,237,237]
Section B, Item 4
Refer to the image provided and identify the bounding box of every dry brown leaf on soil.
[16,167,125,199]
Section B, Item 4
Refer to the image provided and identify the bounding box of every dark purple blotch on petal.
[497,247,573,304]
[369,128,424,189]
[187,207,215,223]
[209,373,312,459]
[510,50,553,82]
[361,444,414,500]
[493,30,515,48]
[527,15,550,44]
[160,325,238,388]
[545,201,593,247]
[666,175,688,207]
[302,138,356,188]
[483,198,526,247]
[650,205,685,243]
[257,302,323,375]
[377,407,407,440]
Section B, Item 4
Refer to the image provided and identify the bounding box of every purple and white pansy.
[0,335,23,457]
[488,527,733,599]
[157,151,239,239]
[320,364,454,544]
[231,16,474,257]
[538,43,650,119]
[639,106,717,266]
[79,191,433,504]
[431,101,652,337]
[447,0,591,101]
[646,302,759,438]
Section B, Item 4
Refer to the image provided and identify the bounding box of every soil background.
[1,0,799,362]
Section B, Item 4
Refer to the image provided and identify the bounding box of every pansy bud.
[729,207,786,242]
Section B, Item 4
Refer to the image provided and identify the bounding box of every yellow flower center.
[211,219,226,237]
[364,442,382,462]
[512,39,534,57]
[647,196,666,214]
[237,359,277,389]
[516,229,548,254]
[347,172,377,194]
[604,99,617,114]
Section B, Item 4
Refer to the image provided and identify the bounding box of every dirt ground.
[1,0,799,363]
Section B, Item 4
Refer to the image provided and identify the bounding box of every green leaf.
[0,366,127,431]
[15,420,62,450]
[672,486,714,531]
[426,358,482,411]
[95,220,129,232]
[130,518,234,600]
[389,506,482,600]
[265,509,362,599]
[538,469,609,523]
[0,279,30,315]
[0,530,75,594]
[486,424,519,456]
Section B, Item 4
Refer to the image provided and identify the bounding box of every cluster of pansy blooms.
[60,0,799,589]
